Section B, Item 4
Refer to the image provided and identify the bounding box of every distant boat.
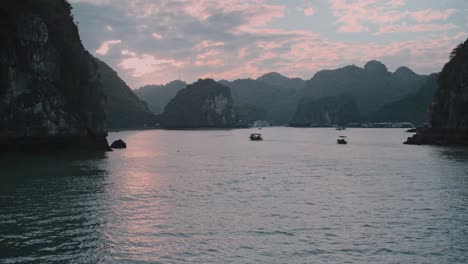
[250,133,263,141]
[337,136,347,144]
[336,126,346,131]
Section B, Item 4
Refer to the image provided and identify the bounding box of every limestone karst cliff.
[406,38,468,145]
[0,0,109,150]
[161,79,237,129]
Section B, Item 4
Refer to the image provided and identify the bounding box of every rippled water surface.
[1,128,468,263]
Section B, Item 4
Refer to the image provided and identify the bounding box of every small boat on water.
[336,126,346,131]
[250,133,263,141]
[337,136,347,144]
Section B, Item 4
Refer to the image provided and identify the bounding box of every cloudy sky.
[69,0,468,88]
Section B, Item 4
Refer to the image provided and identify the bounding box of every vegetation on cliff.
[406,37,468,145]
[431,39,468,129]
[161,79,237,129]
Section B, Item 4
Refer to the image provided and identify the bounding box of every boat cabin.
[337,136,347,144]
[250,133,263,141]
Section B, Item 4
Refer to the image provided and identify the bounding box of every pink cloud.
[72,0,467,87]
[250,6,284,26]
[121,49,137,56]
[256,41,283,50]
[330,0,377,32]
[180,0,285,30]
[238,48,248,58]
[338,20,369,33]
[304,7,315,16]
[192,43,226,66]
[194,32,467,82]
[95,39,121,55]
[329,0,457,34]
[407,9,457,23]
[200,63,262,80]
[377,23,457,34]
[119,53,184,77]
[152,32,162,40]
[194,41,225,51]
[389,0,405,7]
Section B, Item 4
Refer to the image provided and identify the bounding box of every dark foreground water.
[1,128,468,263]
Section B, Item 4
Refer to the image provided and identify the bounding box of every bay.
[1,128,468,263]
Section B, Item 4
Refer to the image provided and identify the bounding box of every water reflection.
[2,129,468,263]
[433,146,468,162]
[0,152,110,263]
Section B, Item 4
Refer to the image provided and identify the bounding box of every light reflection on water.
[1,128,468,263]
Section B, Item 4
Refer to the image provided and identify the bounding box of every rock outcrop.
[406,38,468,145]
[96,59,158,129]
[161,79,237,129]
[0,0,109,151]
[290,94,361,127]
[110,139,126,149]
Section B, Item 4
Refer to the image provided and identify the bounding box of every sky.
[69,0,468,88]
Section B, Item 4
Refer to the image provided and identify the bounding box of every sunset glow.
[69,0,468,88]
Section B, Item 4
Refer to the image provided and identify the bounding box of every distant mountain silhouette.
[161,79,237,128]
[221,74,306,124]
[135,80,187,114]
[290,94,361,127]
[234,104,268,126]
[95,59,158,129]
[257,72,306,90]
[301,60,429,118]
[134,64,431,127]
[372,74,438,126]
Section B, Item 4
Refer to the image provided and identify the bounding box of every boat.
[250,133,263,141]
[336,126,346,131]
[337,136,347,144]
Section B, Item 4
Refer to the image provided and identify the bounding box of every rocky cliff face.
[290,95,361,127]
[96,59,157,129]
[0,0,109,150]
[161,79,236,129]
[406,38,468,145]
[430,39,468,129]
